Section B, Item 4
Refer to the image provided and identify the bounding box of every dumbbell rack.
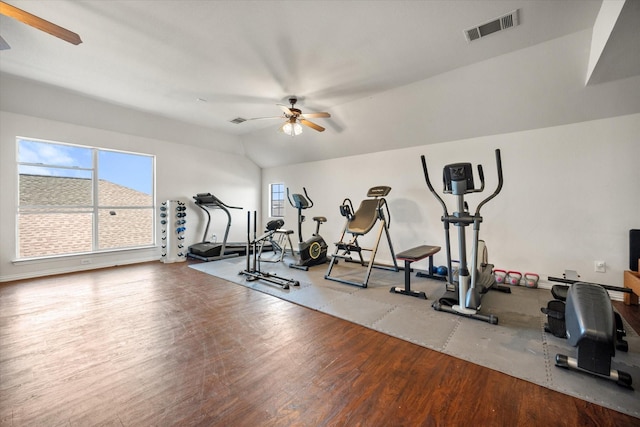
[160,200,187,263]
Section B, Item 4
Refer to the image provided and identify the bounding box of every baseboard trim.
[0,257,159,282]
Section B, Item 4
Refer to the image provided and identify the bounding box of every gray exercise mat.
[190,257,640,418]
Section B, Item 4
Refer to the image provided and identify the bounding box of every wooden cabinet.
[624,267,640,305]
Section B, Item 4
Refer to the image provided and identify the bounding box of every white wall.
[0,111,261,281]
[262,113,640,289]
[242,28,640,169]
[2,104,637,289]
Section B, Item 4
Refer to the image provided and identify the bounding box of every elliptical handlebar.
[476,165,485,193]
[422,149,503,217]
[474,149,503,215]
[421,155,449,218]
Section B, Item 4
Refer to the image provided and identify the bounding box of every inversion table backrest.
[346,199,381,235]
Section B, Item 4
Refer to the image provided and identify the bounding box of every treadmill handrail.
[193,193,242,210]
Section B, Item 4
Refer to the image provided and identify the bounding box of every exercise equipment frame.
[239,211,300,290]
[325,186,399,288]
[421,149,509,324]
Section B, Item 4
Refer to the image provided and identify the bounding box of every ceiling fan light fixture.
[244,97,329,135]
[283,121,303,136]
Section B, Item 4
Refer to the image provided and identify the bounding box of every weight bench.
[554,282,633,389]
[390,245,441,299]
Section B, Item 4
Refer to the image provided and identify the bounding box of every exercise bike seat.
[265,219,284,231]
[346,199,380,235]
[313,216,327,223]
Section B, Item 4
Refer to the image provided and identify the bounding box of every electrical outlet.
[594,260,606,273]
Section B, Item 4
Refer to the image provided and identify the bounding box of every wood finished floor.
[1,262,638,426]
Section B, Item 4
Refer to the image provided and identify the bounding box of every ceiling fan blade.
[244,116,283,121]
[277,104,293,115]
[0,1,82,45]
[300,119,325,132]
[0,34,10,50]
[301,112,331,119]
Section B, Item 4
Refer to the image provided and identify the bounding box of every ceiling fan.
[246,97,331,136]
[0,1,82,50]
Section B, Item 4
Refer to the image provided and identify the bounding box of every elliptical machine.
[287,187,329,271]
[421,149,510,324]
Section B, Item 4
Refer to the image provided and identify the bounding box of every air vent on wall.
[464,9,519,42]
[230,117,246,124]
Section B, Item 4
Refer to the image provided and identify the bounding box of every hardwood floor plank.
[1,262,637,426]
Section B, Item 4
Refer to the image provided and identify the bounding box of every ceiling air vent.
[230,117,246,124]
[464,9,519,43]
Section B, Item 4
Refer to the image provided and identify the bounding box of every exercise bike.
[421,148,510,324]
[287,187,329,271]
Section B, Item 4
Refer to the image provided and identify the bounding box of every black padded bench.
[390,245,441,299]
[555,282,633,389]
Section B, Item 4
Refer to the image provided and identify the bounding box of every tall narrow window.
[16,138,155,259]
[270,183,285,217]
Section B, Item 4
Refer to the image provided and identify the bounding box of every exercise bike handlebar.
[287,187,314,209]
[474,149,503,215]
[286,187,293,207]
[303,187,314,208]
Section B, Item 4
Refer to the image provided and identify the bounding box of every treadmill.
[187,193,246,261]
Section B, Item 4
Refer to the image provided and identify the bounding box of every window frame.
[16,137,156,260]
[269,183,285,218]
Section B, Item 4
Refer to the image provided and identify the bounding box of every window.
[16,137,155,259]
[269,183,285,217]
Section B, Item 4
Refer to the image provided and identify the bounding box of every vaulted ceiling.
[1,1,639,168]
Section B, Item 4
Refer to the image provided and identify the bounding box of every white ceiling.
[1,0,639,168]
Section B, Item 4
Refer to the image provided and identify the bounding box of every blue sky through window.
[98,150,153,194]
[18,139,153,195]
